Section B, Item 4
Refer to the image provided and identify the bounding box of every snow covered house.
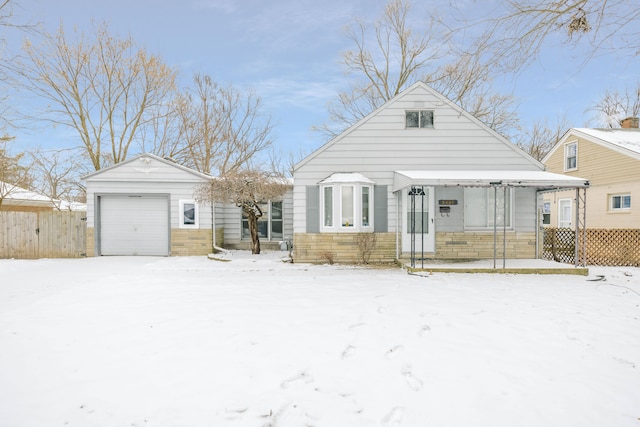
[292,82,589,264]
[0,181,56,212]
[84,153,293,257]
[542,121,640,229]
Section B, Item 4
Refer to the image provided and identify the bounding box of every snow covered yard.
[0,252,639,427]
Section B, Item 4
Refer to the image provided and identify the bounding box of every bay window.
[320,173,374,232]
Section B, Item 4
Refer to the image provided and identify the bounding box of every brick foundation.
[294,232,396,264]
[433,231,537,259]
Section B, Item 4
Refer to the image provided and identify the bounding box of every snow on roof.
[319,172,375,184]
[0,180,54,205]
[393,170,590,192]
[573,128,640,156]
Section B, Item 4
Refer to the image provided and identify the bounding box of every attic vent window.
[406,110,434,128]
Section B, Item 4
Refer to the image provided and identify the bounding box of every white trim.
[179,199,199,229]
[564,141,578,172]
[609,193,631,211]
[558,198,572,228]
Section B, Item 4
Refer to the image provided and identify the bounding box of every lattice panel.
[542,228,575,264]
[585,229,640,267]
[543,228,640,267]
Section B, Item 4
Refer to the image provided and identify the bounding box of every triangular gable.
[543,128,640,163]
[295,81,542,170]
[83,153,212,182]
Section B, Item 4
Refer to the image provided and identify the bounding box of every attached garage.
[97,194,170,256]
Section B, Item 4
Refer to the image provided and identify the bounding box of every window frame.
[320,183,374,233]
[463,187,513,230]
[241,200,284,241]
[179,199,199,229]
[558,198,572,228]
[609,193,631,212]
[564,141,578,171]
[405,110,435,129]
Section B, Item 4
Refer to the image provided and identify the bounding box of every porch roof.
[393,170,590,192]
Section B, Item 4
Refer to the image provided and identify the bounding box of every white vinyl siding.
[293,83,542,234]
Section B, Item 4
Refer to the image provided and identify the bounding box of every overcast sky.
[7,0,640,160]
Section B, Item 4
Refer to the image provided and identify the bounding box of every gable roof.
[543,128,640,162]
[295,81,542,170]
[82,153,213,181]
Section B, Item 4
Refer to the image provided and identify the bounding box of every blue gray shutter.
[374,185,388,232]
[306,185,320,233]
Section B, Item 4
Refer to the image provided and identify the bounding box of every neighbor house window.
[241,200,283,240]
[558,198,572,228]
[464,187,512,229]
[610,194,631,211]
[179,200,199,228]
[565,142,577,171]
[405,110,434,128]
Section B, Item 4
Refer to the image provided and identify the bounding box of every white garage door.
[99,195,169,256]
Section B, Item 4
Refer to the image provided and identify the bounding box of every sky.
[5,0,640,161]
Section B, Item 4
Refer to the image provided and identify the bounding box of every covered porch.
[393,170,590,272]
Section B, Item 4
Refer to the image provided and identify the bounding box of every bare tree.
[198,170,288,254]
[464,0,640,74]
[172,74,274,176]
[515,114,571,161]
[591,84,640,128]
[0,136,33,209]
[316,0,518,139]
[30,148,86,209]
[17,22,177,171]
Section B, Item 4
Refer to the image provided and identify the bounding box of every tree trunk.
[247,213,261,254]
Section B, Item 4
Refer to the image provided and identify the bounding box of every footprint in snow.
[401,366,423,391]
[385,345,404,359]
[280,371,313,388]
[382,406,405,427]
[341,345,356,359]
[418,325,431,336]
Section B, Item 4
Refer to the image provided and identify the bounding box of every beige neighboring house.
[542,117,640,229]
[0,180,55,212]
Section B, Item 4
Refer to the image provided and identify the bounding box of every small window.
[406,110,434,128]
[610,194,631,211]
[542,201,551,225]
[565,142,577,171]
[179,200,199,228]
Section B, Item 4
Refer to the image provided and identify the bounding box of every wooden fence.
[0,211,86,259]
[543,228,640,267]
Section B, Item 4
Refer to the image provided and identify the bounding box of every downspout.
[211,200,228,254]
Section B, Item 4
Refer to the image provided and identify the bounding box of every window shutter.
[374,185,388,232]
[306,185,320,233]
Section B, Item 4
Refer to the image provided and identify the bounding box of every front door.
[402,186,435,254]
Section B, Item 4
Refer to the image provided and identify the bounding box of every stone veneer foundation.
[293,231,537,264]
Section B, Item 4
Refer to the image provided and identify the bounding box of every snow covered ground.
[0,252,638,427]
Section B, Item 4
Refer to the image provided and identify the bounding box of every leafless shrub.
[357,233,377,264]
